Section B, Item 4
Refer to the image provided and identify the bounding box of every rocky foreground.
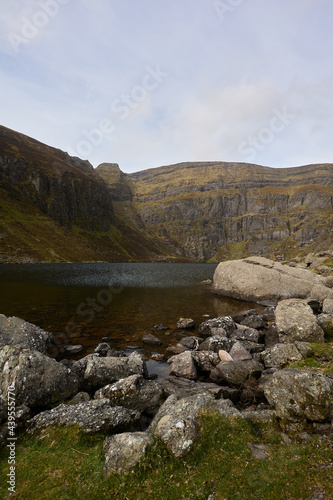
[1,258,333,475]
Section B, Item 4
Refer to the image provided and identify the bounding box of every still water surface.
[0,263,261,375]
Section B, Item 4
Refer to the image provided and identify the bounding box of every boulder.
[0,315,54,354]
[168,351,197,380]
[199,335,234,353]
[0,346,79,409]
[212,257,333,303]
[198,316,236,337]
[264,369,333,422]
[262,343,305,369]
[231,326,260,343]
[316,314,333,336]
[83,352,148,391]
[149,393,240,458]
[179,336,202,350]
[94,374,163,414]
[142,334,162,346]
[275,299,325,343]
[159,376,238,401]
[323,299,333,315]
[229,341,252,361]
[210,360,250,386]
[177,318,195,329]
[103,432,153,475]
[28,399,140,434]
[192,351,220,372]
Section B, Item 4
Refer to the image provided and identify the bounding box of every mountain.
[0,125,332,262]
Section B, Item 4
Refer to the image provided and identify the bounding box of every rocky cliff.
[1,125,332,262]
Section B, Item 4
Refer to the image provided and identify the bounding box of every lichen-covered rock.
[192,351,220,372]
[317,314,333,336]
[199,335,234,353]
[83,352,148,391]
[28,399,140,434]
[94,374,163,414]
[103,432,153,475]
[0,346,79,409]
[275,299,325,343]
[149,393,240,458]
[198,316,236,337]
[177,318,195,329]
[159,376,236,401]
[210,360,250,386]
[168,351,197,380]
[262,343,305,369]
[0,315,54,354]
[323,298,333,314]
[264,369,333,422]
[231,326,260,343]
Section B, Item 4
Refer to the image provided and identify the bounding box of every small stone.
[248,443,270,460]
[63,345,83,355]
[177,318,195,329]
[152,324,169,331]
[218,350,233,362]
[142,334,162,346]
[94,343,112,356]
[229,341,252,361]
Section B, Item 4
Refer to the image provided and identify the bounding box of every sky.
[0,0,332,173]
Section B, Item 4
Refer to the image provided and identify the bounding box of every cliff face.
[107,162,333,261]
[1,125,332,262]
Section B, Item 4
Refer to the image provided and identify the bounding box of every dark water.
[0,263,261,376]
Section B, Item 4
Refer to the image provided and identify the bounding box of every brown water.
[0,262,262,376]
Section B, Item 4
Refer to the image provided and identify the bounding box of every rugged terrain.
[0,124,332,262]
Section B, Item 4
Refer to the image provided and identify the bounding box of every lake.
[0,262,261,376]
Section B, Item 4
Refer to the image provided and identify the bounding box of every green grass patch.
[290,341,333,374]
[1,413,333,499]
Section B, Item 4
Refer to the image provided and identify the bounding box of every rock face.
[275,300,325,343]
[212,257,333,303]
[28,399,140,434]
[103,432,153,475]
[264,369,333,422]
[0,346,79,409]
[0,315,54,354]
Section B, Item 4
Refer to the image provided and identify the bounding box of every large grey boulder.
[94,374,163,414]
[168,351,197,380]
[28,399,140,434]
[264,369,333,422]
[83,352,148,391]
[103,432,153,475]
[0,346,79,409]
[159,376,238,402]
[198,316,236,337]
[212,257,333,303]
[275,299,325,343]
[0,315,54,354]
[149,393,240,458]
[262,343,312,369]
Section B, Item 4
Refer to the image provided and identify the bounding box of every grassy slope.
[0,414,332,500]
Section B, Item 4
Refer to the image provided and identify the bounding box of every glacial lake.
[0,262,262,377]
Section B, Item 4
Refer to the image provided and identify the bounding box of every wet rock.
[149,393,240,458]
[0,346,79,409]
[179,336,202,350]
[262,343,304,369]
[28,399,140,434]
[63,345,83,355]
[198,316,236,337]
[152,324,169,331]
[177,318,195,329]
[94,342,112,356]
[142,334,162,346]
[229,341,252,361]
[0,315,54,354]
[275,299,325,343]
[103,432,153,475]
[94,374,163,414]
[199,335,234,353]
[168,351,197,380]
[192,351,220,372]
[264,369,333,422]
[83,352,148,392]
